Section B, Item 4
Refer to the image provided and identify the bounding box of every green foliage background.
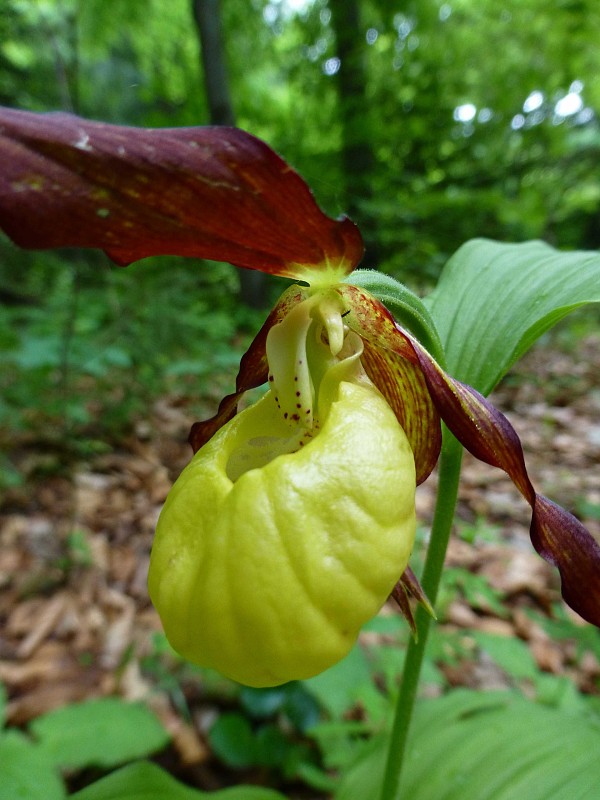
[1,0,599,451]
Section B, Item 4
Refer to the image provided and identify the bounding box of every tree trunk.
[328,0,379,266]
[192,0,235,126]
[191,0,266,306]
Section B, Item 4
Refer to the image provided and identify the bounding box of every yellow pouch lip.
[149,379,416,687]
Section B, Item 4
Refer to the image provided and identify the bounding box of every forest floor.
[0,328,599,795]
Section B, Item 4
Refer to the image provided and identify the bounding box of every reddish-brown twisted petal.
[0,107,363,277]
[410,335,600,627]
[338,284,419,364]
[337,285,441,485]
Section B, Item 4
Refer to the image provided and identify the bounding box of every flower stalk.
[380,427,463,800]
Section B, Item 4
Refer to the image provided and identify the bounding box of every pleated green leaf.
[71,761,288,800]
[335,690,600,800]
[426,239,600,395]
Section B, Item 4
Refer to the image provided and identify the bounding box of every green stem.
[379,427,464,800]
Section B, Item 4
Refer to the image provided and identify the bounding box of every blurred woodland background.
[1,0,600,457]
[1,2,600,795]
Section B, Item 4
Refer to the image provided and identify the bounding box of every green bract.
[149,294,416,687]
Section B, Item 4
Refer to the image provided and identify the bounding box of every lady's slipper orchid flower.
[150,292,417,686]
[0,108,599,686]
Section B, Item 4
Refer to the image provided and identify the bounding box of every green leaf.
[0,682,6,730]
[208,713,257,769]
[304,644,373,720]
[239,687,288,719]
[335,690,600,800]
[279,683,321,733]
[70,761,288,800]
[254,724,293,768]
[29,698,169,771]
[470,632,539,681]
[426,239,600,394]
[0,730,66,800]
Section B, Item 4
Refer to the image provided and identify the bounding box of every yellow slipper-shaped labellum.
[149,294,416,687]
[149,385,415,686]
